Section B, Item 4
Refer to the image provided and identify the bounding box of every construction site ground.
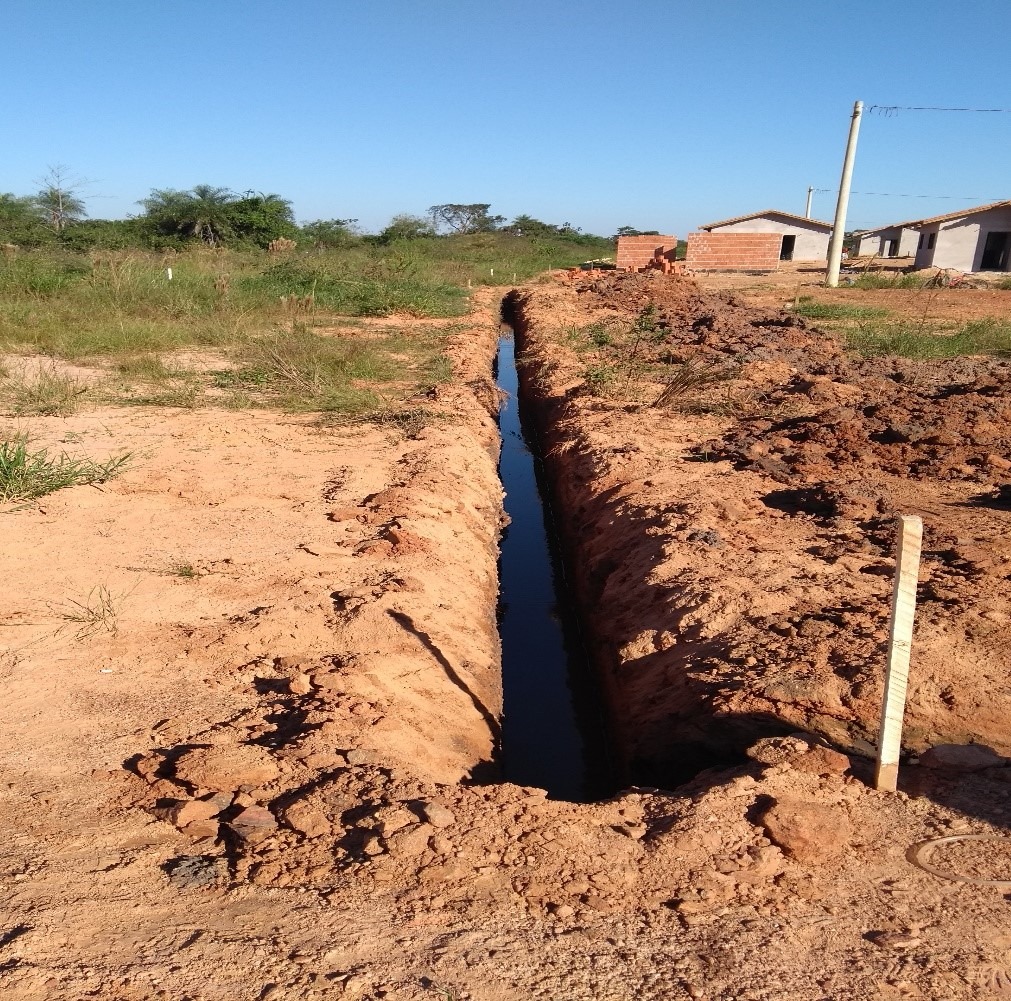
[2,276,1011,1001]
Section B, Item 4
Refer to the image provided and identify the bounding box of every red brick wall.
[685,232,782,271]
[616,235,678,271]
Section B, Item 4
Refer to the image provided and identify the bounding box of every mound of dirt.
[511,271,1011,775]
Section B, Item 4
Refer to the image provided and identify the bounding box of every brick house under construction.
[699,209,832,262]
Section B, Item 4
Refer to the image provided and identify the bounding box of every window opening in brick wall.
[927,232,936,250]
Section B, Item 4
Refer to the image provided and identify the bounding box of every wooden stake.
[874,514,923,792]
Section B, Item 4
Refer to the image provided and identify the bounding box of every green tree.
[377,213,436,243]
[507,215,583,238]
[428,203,504,235]
[614,226,659,239]
[301,218,359,249]
[58,218,144,252]
[139,185,236,245]
[0,193,46,242]
[226,192,298,246]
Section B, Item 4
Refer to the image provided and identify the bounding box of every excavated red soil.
[3,283,1011,1000]
[510,271,1011,781]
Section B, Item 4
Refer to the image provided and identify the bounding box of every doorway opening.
[980,232,1010,271]
[779,235,796,261]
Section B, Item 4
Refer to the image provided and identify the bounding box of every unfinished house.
[685,232,782,271]
[615,235,678,272]
[699,209,831,262]
[855,222,919,259]
[912,200,1011,273]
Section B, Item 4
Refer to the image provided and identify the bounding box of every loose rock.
[757,798,851,864]
[174,744,280,791]
[919,743,1005,773]
[228,805,278,842]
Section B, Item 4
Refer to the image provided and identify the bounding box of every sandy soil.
[3,284,1011,1000]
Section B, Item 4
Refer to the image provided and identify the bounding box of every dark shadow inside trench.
[494,321,616,802]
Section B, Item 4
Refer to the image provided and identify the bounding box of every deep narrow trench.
[495,322,615,802]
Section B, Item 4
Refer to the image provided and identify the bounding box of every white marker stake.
[874,515,923,792]
[166,267,173,281]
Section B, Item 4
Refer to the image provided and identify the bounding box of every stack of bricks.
[685,232,781,271]
[616,235,678,272]
[644,252,685,276]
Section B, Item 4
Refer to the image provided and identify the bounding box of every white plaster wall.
[858,227,919,258]
[916,207,1011,272]
[914,225,939,269]
[856,233,881,256]
[898,228,919,256]
[969,206,1011,271]
[708,215,830,260]
[931,218,984,271]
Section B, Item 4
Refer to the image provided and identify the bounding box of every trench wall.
[502,290,791,786]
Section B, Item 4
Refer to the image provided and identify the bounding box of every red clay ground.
[514,271,1011,770]
[2,283,1011,1000]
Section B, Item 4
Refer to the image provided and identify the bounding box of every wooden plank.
[874,514,923,792]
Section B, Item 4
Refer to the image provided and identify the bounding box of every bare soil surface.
[3,284,1011,1000]
[693,261,1011,323]
[512,272,1011,770]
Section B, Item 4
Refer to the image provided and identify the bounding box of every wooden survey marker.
[874,515,923,792]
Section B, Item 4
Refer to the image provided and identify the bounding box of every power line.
[869,104,1011,116]
[814,187,1001,201]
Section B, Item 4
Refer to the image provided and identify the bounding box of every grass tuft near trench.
[0,436,131,503]
[846,318,1011,358]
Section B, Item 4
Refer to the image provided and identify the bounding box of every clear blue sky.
[4,0,1010,236]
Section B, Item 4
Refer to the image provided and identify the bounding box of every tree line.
[0,173,627,251]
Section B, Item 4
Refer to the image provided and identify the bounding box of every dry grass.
[53,584,130,639]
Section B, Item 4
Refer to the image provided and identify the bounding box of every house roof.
[700,208,832,231]
[855,220,920,236]
[909,199,1011,228]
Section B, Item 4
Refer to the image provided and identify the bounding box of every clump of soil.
[511,271,1011,775]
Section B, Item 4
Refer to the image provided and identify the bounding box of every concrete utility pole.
[825,100,864,287]
[805,186,814,218]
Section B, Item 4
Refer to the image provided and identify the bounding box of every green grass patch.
[582,362,621,393]
[0,234,615,421]
[220,323,449,414]
[0,436,131,503]
[846,318,1011,358]
[792,299,890,321]
[847,272,923,290]
[0,236,610,365]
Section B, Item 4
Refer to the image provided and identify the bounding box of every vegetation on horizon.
[0,170,616,253]
[0,171,623,425]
